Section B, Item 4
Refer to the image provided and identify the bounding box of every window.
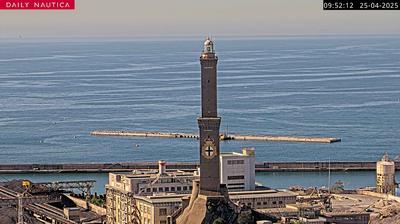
[160,221,167,224]
[177,186,182,191]
[146,188,151,192]
[165,187,169,192]
[153,187,157,192]
[159,208,167,216]
[272,201,276,205]
[227,175,245,180]
[183,186,187,191]
[159,187,164,192]
[171,187,175,191]
[227,183,245,186]
[257,202,261,206]
[279,201,283,204]
[189,186,193,190]
[227,186,244,190]
[227,160,245,165]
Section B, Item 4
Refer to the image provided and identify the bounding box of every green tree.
[237,211,254,224]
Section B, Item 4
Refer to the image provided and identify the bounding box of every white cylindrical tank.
[158,160,166,175]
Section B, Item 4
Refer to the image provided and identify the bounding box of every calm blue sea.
[0,36,399,165]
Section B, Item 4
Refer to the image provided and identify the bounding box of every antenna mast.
[328,158,331,194]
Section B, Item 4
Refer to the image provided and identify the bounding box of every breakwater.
[90,130,341,144]
[0,161,396,174]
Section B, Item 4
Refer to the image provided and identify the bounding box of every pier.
[0,161,397,173]
[90,130,341,144]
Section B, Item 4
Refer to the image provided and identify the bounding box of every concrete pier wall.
[0,161,398,173]
[255,161,381,171]
[90,130,341,144]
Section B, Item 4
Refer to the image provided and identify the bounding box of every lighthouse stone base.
[176,180,239,224]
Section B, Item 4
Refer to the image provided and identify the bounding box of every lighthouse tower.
[198,37,222,194]
[177,38,285,224]
[177,38,241,224]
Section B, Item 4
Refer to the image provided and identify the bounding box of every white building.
[376,153,397,195]
[220,148,256,191]
[108,160,196,196]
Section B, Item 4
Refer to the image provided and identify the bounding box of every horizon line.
[1,33,400,42]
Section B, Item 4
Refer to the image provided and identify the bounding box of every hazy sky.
[1,0,400,38]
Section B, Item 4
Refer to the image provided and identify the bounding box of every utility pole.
[17,193,24,224]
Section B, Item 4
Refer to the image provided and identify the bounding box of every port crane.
[0,180,95,224]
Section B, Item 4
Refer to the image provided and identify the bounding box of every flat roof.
[135,194,188,204]
[329,193,381,213]
[110,171,195,179]
[321,211,370,217]
[229,190,296,199]
[256,207,298,213]
[220,152,249,157]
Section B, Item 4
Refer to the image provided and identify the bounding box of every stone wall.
[65,195,106,216]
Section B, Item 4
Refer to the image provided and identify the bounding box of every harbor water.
[0,36,399,189]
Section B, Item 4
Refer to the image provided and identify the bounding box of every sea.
[0,36,399,193]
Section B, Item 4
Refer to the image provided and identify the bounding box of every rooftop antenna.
[328,157,331,194]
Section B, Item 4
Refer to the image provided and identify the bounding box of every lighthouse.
[198,37,222,194]
[177,38,242,224]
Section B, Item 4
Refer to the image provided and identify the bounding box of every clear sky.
[1,0,399,38]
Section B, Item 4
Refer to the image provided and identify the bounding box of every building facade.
[106,185,182,224]
[106,186,297,224]
[108,161,195,196]
[220,148,256,191]
[229,189,296,209]
[320,212,370,224]
[376,153,397,195]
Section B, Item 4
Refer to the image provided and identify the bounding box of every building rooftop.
[220,148,255,157]
[256,207,298,214]
[321,211,370,217]
[220,152,248,157]
[136,194,187,204]
[229,189,296,199]
[286,203,321,209]
[330,194,381,213]
[111,167,195,179]
[378,153,395,165]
